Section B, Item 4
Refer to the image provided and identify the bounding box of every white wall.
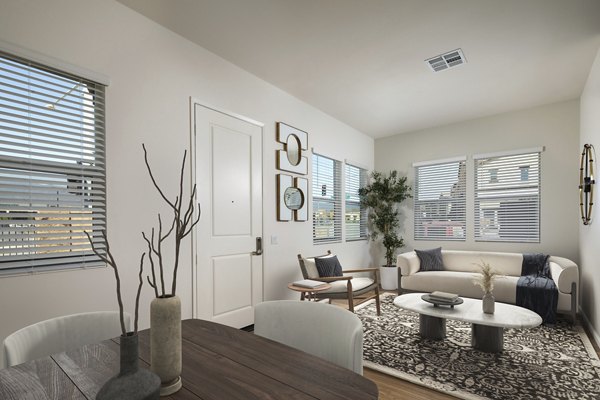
[579,48,600,341]
[375,100,580,262]
[0,0,374,366]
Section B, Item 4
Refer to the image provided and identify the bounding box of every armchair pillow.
[415,247,445,271]
[315,255,343,277]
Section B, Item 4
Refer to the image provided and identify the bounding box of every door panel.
[212,125,252,236]
[193,104,263,328]
[212,254,252,315]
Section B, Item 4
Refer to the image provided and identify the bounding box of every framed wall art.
[276,122,308,175]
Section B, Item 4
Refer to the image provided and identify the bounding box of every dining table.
[0,318,378,399]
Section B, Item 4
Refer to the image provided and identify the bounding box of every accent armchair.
[297,250,381,315]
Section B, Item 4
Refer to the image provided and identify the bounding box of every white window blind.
[474,151,540,242]
[312,153,341,244]
[414,158,466,241]
[0,51,106,273]
[345,163,367,241]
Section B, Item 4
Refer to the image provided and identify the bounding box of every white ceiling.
[118,0,600,138]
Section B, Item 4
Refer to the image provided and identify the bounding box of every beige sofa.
[397,250,578,321]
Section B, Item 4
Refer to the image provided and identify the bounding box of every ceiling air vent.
[425,49,466,72]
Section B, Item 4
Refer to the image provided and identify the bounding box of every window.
[345,164,367,241]
[0,51,106,273]
[414,158,466,241]
[312,153,341,244]
[474,150,540,242]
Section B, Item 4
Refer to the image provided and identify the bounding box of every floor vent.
[425,49,466,72]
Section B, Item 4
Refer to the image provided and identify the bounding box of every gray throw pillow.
[315,255,343,277]
[415,247,444,271]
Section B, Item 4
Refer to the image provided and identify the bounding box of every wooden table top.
[0,319,378,400]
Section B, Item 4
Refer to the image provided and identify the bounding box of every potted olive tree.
[359,170,411,290]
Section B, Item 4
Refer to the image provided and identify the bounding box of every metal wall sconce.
[579,143,595,225]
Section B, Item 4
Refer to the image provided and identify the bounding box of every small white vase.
[379,265,398,290]
[150,295,182,396]
[482,292,495,314]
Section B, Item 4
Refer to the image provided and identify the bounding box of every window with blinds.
[0,51,106,273]
[312,153,341,244]
[474,150,540,242]
[345,164,367,241]
[414,158,466,241]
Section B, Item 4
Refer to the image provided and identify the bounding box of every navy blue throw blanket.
[516,253,558,324]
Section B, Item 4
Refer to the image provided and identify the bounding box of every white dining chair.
[254,300,364,374]
[2,311,130,368]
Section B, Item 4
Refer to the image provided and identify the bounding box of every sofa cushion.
[401,270,519,304]
[322,277,374,294]
[415,247,444,271]
[442,250,523,276]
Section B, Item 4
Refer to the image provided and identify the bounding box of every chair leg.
[375,286,381,316]
[347,280,355,313]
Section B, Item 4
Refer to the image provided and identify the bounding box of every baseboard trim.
[580,307,600,351]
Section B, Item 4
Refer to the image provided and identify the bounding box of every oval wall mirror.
[284,187,304,210]
[286,134,301,166]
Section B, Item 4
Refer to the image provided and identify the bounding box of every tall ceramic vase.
[482,292,495,314]
[97,333,161,400]
[151,295,182,396]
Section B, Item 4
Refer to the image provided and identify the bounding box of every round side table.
[287,283,332,301]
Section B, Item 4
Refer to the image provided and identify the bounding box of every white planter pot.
[151,295,182,396]
[379,266,398,290]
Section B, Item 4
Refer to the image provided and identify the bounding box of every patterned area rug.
[355,294,600,400]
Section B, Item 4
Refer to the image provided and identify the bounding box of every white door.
[192,103,263,328]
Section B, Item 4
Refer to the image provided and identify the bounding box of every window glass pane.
[475,152,540,242]
[0,52,106,273]
[312,154,341,244]
[345,164,367,241]
[414,160,466,241]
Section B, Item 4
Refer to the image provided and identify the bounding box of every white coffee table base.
[396,293,542,354]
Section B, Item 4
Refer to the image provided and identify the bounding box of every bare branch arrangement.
[142,144,201,298]
[85,231,145,336]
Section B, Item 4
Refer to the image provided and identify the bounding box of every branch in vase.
[142,231,160,298]
[85,230,126,336]
[135,252,145,334]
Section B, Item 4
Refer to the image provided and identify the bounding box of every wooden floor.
[330,296,455,399]
[364,368,455,400]
[333,293,600,400]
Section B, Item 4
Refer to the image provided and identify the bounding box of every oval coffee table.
[394,293,542,353]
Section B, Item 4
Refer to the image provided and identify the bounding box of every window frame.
[344,163,368,242]
[413,157,467,241]
[312,152,342,244]
[0,50,107,275]
[474,149,541,243]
